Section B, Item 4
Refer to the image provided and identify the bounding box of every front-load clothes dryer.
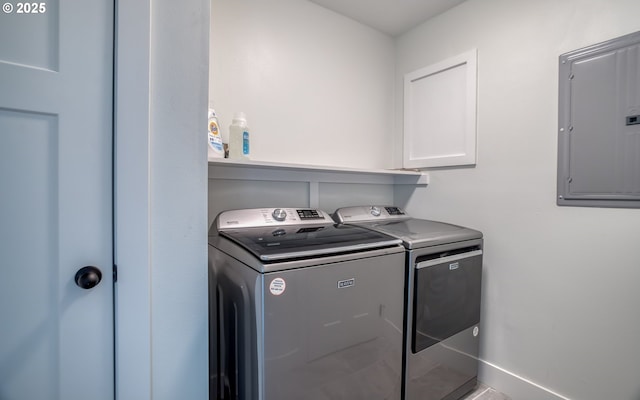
[209,208,406,400]
[333,206,483,400]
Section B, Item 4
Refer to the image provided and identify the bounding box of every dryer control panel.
[333,205,410,224]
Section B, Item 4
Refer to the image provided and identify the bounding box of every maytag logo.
[337,278,355,289]
[449,262,460,271]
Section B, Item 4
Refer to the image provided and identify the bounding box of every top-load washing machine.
[209,207,407,400]
[333,206,483,400]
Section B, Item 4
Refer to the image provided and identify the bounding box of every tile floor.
[461,383,512,400]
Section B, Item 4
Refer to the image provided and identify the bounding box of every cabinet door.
[404,49,477,168]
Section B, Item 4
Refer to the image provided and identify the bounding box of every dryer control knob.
[370,206,381,217]
[272,208,287,221]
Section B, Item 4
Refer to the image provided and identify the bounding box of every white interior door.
[0,1,114,399]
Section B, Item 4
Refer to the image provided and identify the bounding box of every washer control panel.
[217,208,330,230]
[334,205,409,223]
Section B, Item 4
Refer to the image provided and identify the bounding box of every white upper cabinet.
[403,49,477,169]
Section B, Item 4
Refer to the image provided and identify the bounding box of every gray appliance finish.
[209,208,407,400]
[333,206,483,400]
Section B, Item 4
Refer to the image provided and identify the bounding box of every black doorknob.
[75,266,102,289]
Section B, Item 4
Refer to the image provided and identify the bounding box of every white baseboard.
[478,359,571,400]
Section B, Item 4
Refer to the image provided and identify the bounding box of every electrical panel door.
[558,31,640,208]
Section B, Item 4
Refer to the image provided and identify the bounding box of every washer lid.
[363,219,482,249]
[219,223,402,262]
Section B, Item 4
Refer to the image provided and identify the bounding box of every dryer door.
[412,248,482,353]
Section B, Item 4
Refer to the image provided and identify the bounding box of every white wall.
[394,1,640,399]
[210,0,395,169]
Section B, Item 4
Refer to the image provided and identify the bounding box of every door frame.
[113,1,210,399]
[113,1,153,398]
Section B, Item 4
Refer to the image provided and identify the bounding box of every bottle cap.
[232,112,247,124]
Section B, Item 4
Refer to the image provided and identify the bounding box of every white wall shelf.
[208,158,429,185]
[208,157,428,224]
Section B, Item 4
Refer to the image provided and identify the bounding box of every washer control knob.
[370,206,381,217]
[272,208,287,221]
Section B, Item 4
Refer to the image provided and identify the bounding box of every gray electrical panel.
[558,31,640,208]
